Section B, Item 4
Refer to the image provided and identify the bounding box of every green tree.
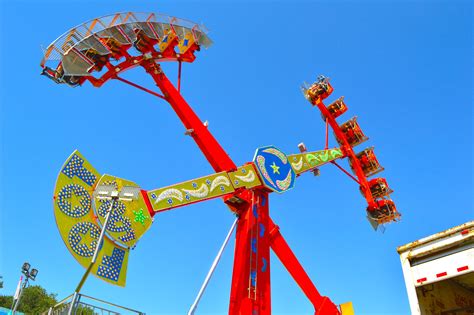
[75,304,95,315]
[0,285,57,314]
[0,295,14,309]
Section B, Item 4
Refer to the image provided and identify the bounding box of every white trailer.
[397,221,474,314]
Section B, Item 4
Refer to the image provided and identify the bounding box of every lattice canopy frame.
[41,12,211,86]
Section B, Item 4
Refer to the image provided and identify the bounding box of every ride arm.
[288,147,345,176]
[146,164,262,214]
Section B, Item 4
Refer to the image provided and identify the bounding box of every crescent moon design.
[210,175,231,192]
[318,150,329,162]
[182,184,209,198]
[291,157,303,171]
[262,148,288,164]
[155,188,183,203]
[257,155,275,186]
[330,149,343,159]
[235,170,256,183]
[276,170,293,191]
[306,153,320,165]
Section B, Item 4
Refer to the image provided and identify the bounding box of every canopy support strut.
[187,218,238,315]
[114,76,166,100]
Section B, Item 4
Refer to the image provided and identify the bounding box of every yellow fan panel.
[53,150,129,287]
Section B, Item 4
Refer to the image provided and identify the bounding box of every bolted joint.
[312,168,320,176]
[298,142,307,153]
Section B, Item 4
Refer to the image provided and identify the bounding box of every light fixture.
[21,262,30,274]
[30,269,38,281]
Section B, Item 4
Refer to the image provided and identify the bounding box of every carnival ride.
[41,12,400,315]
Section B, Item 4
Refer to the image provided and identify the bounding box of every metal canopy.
[41,12,212,77]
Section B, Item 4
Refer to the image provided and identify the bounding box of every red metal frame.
[44,46,345,314]
[229,191,271,315]
[315,95,374,207]
[269,219,340,315]
[41,14,396,314]
[136,62,339,314]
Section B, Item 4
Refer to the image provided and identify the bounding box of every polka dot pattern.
[68,222,100,257]
[62,154,97,186]
[97,248,125,281]
[97,200,136,244]
[57,184,91,218]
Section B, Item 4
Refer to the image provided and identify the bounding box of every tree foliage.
[0,285,57,314]
[0,295,14,309]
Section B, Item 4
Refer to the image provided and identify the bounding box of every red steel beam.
[316,101,374,205]
[115,76,166,99]
[268,218,341,315]
[229,191,271,315]
[141,60,237,173]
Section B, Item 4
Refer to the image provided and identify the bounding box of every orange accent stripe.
[61,29,76,52]
[85,19,98,37]
[43,45,54,60]
[146,13,155,22]
[122,12,132,23]
[109,14,120,27]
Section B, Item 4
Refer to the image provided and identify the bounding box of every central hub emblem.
[253,146,296,193]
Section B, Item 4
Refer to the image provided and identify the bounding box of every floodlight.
[22,262,30,273]
[30,269,38,281]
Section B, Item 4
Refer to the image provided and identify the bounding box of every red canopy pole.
[141,60,237,173]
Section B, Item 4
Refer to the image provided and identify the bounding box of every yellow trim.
[340,302,355,315]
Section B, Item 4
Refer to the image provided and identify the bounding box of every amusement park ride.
[40,12,401,315]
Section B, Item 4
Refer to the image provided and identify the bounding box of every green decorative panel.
[288,148,344,175]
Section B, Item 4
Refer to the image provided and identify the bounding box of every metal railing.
[45,293,144,315]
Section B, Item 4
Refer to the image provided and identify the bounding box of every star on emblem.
[270,162,280,174]
[133,209,148,226]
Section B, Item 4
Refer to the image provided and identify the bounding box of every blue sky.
[0,0,472,314]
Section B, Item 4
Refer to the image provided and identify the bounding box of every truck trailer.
[398,221,474,314]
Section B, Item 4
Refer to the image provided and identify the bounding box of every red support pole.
[178,61,182,93]
[141,60,236,173]
[268,218,341,315]
[325,118,329,150]
[229,191,271,315]
[330,161,361,185]
[114,76,166,99]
